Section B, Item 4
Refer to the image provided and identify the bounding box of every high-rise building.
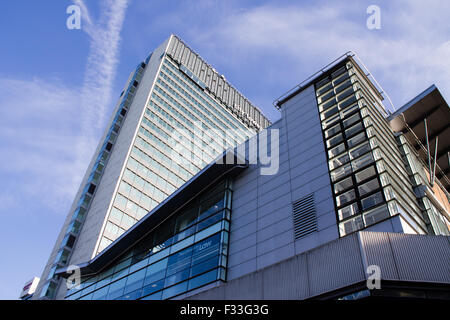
[54,52,449,300]
[34,35,270,299]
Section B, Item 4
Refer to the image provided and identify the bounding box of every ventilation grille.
[292,193,318,240]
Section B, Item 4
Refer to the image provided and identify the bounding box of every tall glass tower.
[35,35,270,299]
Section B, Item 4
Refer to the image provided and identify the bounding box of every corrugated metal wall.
[185,231,450,299]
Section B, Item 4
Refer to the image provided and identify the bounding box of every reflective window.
[347,132,366,148]
[334,177,353,194]
[349,142,371,160]
[329,153,350,170]
[330,163,352,182]
[66,179,231,300]
[345,122,363,138]
[361,192,384,210]
[338,203,359,220]
[339,215,364,236]
[358,178,380,196]
[355,166,377,183]
[336,189,356,207]
[343,113,361,128]
[351,152,374,171]
[328,143,346,159]
[327,133,344,148]
[324,123,341,138]
[363,205,389,226]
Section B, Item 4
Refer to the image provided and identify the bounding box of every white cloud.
[0,77,84,212]
[186,0,450,110]
[0,0,131,215]
[72,0,130,179]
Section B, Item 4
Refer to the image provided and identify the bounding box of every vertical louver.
[292,193,318,240]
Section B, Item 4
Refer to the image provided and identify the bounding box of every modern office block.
[34,35,270,300]
[55,53,449,300]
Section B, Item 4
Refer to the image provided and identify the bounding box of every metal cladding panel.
[223,83,229,104]
[217,77,224,97]
[205,68,212,88]
[243,100,251,118]
[186,51,194,70]
[358,232,399,280]
[211,73,218,93]
[174,40,183,61]
[240,96,245,112]
[199,62,207,82]
[262,254,310,299]
[232,91,238,108]
[167,38,176,56]
[223,272,263,300]
[193,57,201,74]
[387,232,450,283]
[307,234,366,297]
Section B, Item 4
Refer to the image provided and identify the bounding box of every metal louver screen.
[292,193,318,240]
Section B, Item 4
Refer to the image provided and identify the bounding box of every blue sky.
[0,0,449,299]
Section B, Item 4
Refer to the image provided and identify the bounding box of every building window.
[65,179,232,300]
[315,62,387,237]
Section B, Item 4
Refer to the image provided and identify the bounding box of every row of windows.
[315,64,388,237]
[72,231,227,300]
[148,101,223,159]
[339,204,390,236]
[126,157,179,195]
[160,68,240,137]
[134,134,192,182]
[163,60,256,134]
[145,105,220,165]
[100,154,184,246]
[120,170,167,208]
[153,82,240,150]
[139,120,205,174]
[155,78,236,145]
[151,90,234,157]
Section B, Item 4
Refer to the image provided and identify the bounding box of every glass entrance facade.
[65,179,232,300]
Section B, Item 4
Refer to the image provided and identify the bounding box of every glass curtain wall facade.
[96,54,257,254]
[65,179,232,300]
[315,59,430,237]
